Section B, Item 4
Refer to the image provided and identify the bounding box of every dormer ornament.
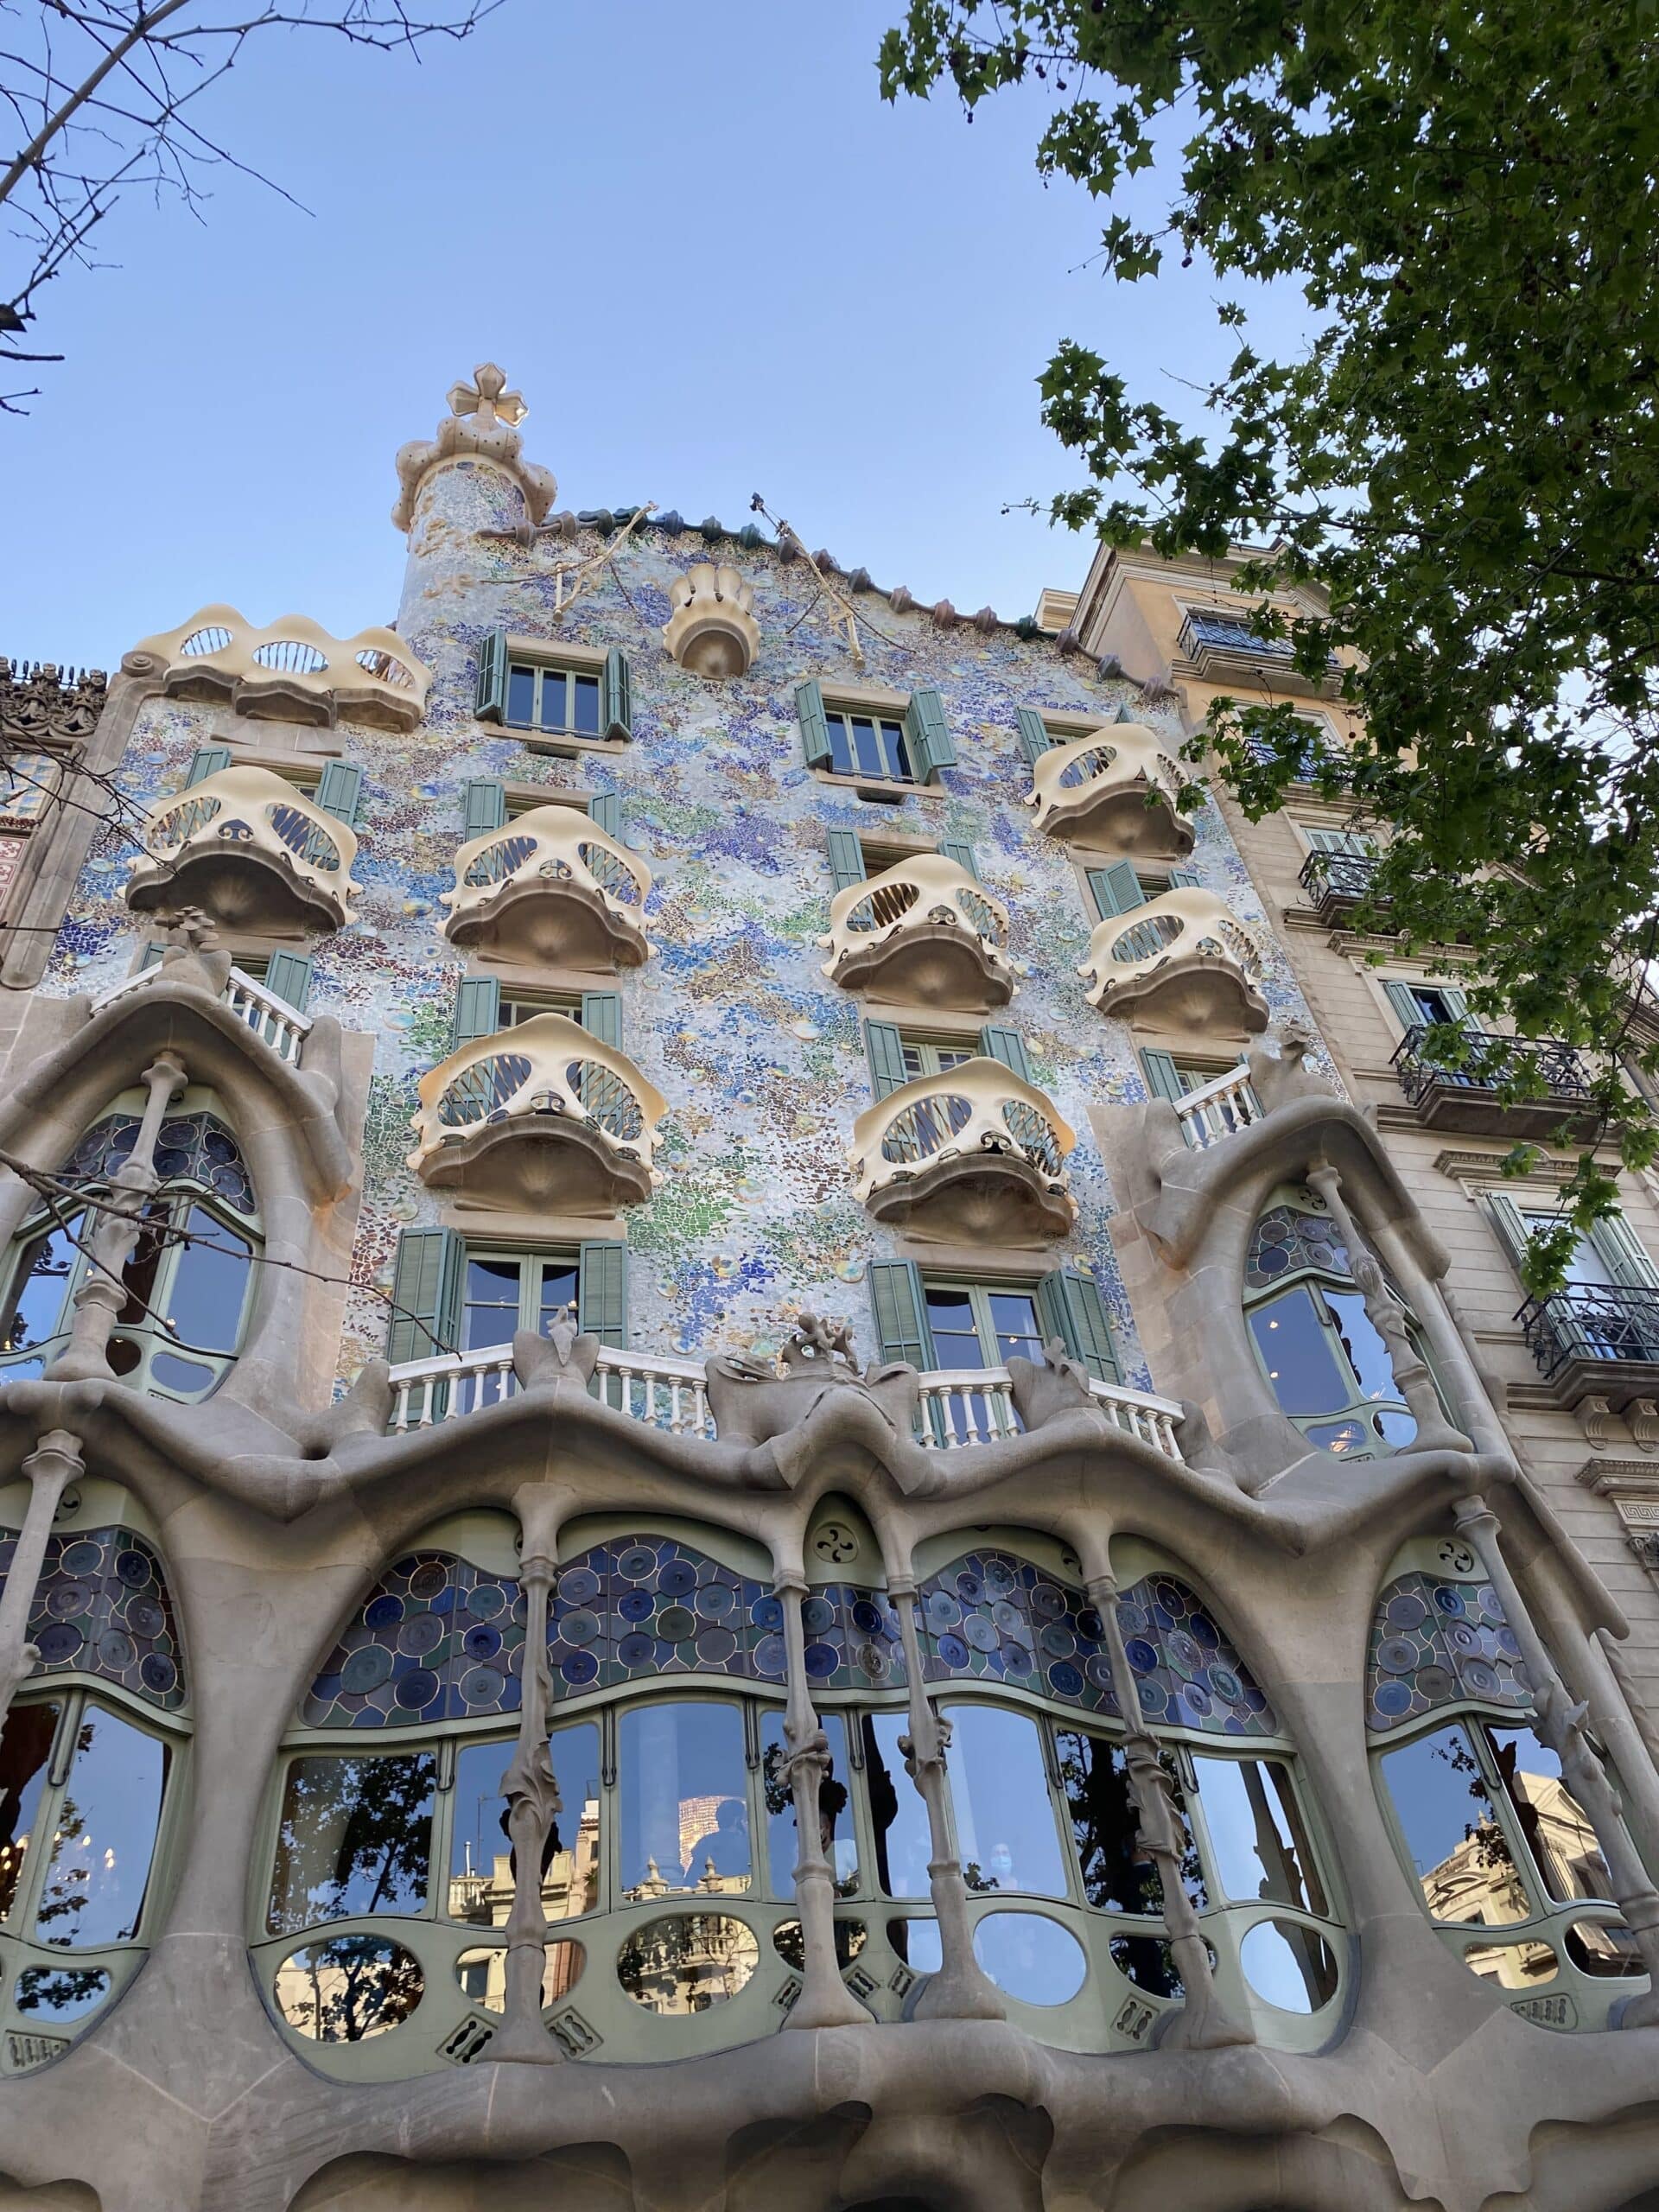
[392,364,558,533]
[662,563,760,677]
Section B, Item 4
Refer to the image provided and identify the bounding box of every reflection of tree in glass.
[0,1700,59,1919]
[762,1738,855,1898]
[267,1754,435,1936]
[15,1963,108,2017]
[36,1773,95,1944]
[285,1935,424,2043]
[1056,1731,1206,2000]
[1435,1733,1517,1878]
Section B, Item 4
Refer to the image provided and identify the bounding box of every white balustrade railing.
[385,1342,1184,1461]
[92,960,312,1065]
[1172,1065,1261,1150]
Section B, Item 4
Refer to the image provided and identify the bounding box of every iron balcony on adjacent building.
[1298,848,1384,925]
[1519,1283,1659,1413]
[1392,1024,1598,1141]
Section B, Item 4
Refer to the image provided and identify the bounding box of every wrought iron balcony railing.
[1392,1026,1595,1137]
[1519,1285,1659,1384]
[1297,849,1382,915]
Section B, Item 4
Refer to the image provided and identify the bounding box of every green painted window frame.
[919,1277,1046,1372]
[456,1246,584,1351]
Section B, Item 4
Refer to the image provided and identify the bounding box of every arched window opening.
[1244,1184,1427,1459]
[1368,1536,1648,2031]
[0,1102,258,1402]
[0,1497,189,2069]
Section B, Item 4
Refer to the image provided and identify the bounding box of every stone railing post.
[1088,1570,1254,2050]
[774,1569,868,2029]
[493,1485,567,2062]
[0,1429,84,1722]
[1452,1490,1659,2027]
[884,1567,1004,2021]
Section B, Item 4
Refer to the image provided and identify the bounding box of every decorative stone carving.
[704,1317,918,1446]
[1079,886,1269,1035]
[512,1307,601,1393]
[126,763,363,937]
[441,804,652,969]
[0,659,106,749]
[1007,1338,1097,1431]
[663,563,761,677]
[821,853,1016,1011]
[851,1057,1076,1246]
[1026,721,1195,858]
[392,363,558,533]
[122,607,429,733]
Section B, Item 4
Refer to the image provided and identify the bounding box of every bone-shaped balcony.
[124,604,430,731]
[1026,722,1194,858]
[407,1012,665,1214]
[439,805,652,970]
[850,1057,1076,1244]
[125,765,362,937]
[820,853,1015,1012]
[1078,886,1268,1035]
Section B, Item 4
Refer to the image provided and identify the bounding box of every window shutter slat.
[1383,981,1427,1033]
[904,687,955,779]
[451,975,500,1051]
[578,1240,629,1347]
[1087,860,1147,918]
[826,829,866,893]
[1037,1267,1122,1385]
[864,1020,909,1102]
[868,1258,932,1370]
[939,839,978,879]
[315,760,363,826]
[1166,866,1202,889]
[588,791,621,841]
[1140,1049,1185,1103]
[601,646,633,740]
[1590,1212,1659,1291]
[978,1024,1031,1085]
[185,746,232,787]
[463,779,506,840]
[474,627,510,723]
[386,1227,461,1364]
[1016,708,1057,765]
[1440,983,1471,1022]
[580,990,623,1050]
[797,679,832,769]
[262,950,314,1014]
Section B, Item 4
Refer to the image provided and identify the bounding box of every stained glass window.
[303,1552,526,1728]
[1365,1571,1532,1734]
[0,1527,186,1711]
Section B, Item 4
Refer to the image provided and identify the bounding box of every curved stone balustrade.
[440,804,653,969]
[1079,886,1268,1035]
[125,764,363,937]
[408,1010,665,1213]
[1027,721,1194,857]
[849,1055,1076,1243]
[663,562,761,677]
[122,604,430,732]
[820,852,1015,1011]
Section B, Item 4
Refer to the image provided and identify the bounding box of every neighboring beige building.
[0,388,1655,2209]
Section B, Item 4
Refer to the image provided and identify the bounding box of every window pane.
[619,1700,750,1898]
[266,1751,435,1936]
[880,721,912,781]
[1378,1724,1531,1925]
[462,1258,522,1350]
[1486,1726,1614,1904]
[573,674,601,736]
[164,1205,250,1355]
[828,718,855,776]
[3,1224,78,1354]
[447,1721,600,1929]
[1055,1726,1205,1913]
[1191,1756,1325,1915]
[988,1293,1044,1368]
[537,1262,581,1329]
[506,666,536,728]
[863,1712,931,1898]
[1324,1289,1407,1412]
[925,1287,984,1369]
[35,1702,167,1947]
[538,670,568,732]
[760,1709,856,1900]
[944,1704,1065,1897]
[1239,1918,1339,2012]
[0,1700,60,1922]
[850,717,883,778]
[1249,1287,1351,1414]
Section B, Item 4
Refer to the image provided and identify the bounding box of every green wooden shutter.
[185,745,232,787]
[868,1258,933,1369]
[1590,1212,1659,1290]
[464,779,506,840]
[474,626,510,723]
[1037,1267,1122,1384]
[1485,1192,1532,1273]
[1140,1049,1185,1103]
[939,839,978,878]
[798,679,833,769]
[451,974,500,1051]
[1087,861,1147,919]
[826,829,866,893]
[580,990,623,1049]
[1440,983,1471,1023]
[588,791,621,840]
[1015,708,1057,765]
[865,1020,909,1102]
[904,687,955,779]
[1166,866,1202,889]
[387,1226,461,1363]
[315,760,364,826]
[978,1025,1032,1084]
[601,646,633,740]
[1383,980,1426,1033]
[262,950,314,1014]
[578,1240,629,1347]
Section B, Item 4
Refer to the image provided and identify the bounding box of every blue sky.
[3,2,1304,670]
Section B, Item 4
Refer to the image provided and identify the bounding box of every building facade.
[0,371,1656,2209]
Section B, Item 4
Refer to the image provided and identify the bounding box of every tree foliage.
[880,0,1659,1290]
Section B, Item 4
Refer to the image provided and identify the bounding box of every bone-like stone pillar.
[774,1571,869,2029]
[0,1428,84,1722]
[493,1487,566,2062]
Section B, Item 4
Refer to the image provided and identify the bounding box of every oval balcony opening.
[851,1056,1076,1245]
[1027,722,1194,858]
[821,854,1015,1013]
[126,763,361,938]
[1079,887,1268,1036]
[441,804,652,971]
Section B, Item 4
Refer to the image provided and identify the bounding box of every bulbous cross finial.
[448,363,527,430]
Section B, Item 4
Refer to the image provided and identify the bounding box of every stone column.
[774,1570,868,2030]
[0,1429,84,1722]
[1088,1570,1254,2050]
[1452,1490,1659,2027]
[493,1486,565,2063]
[1305,1161,1471,1452]
[884,1567,1005,2020]
[48,1052,186,1383]
[1367,1212,1510,1458]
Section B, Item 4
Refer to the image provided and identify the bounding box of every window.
[868,1258,1122,1398]
[498,988,580,1029]
[1243,1187,1429,1459]
[509,663,601,741]
[1086,858,1200,922]
[0,1109,258,1402]
[899,1036,979,1081]
[798,680,956,788]
[922,1281,1046,1373]
[454,1250,582,1407]
[384,1230,628,1392]
[1300,825,1376,859]
[1490,1196,1659,1375]
[448,974,622,1055]
[1384,980,1469,1034]
[863,1018,1031,1103]
[474,631,632,745]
